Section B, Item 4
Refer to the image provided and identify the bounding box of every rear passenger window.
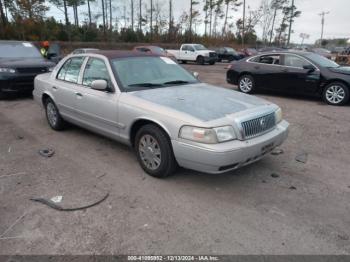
[57,57,85,83]
[258,55,280,65]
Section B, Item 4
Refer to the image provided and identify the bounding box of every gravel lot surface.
[0,62,350,255]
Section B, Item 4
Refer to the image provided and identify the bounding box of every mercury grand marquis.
[33,51,289,177]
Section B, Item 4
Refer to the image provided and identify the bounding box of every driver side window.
[82,58,111,88]
[283,54,311,68]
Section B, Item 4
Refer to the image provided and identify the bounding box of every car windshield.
[150,47,166,55]
[0,42,42,58]
[305,53,339,68]
[111,56,198,91]
[194,44,208,51]
[226,47,237,54]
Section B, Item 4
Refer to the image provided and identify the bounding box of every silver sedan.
[33,51,289,177]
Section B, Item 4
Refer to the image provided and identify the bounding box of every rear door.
[53,56,86,119]
[74,57,120,136]
[248,54,282,89]
[280,54,320,93]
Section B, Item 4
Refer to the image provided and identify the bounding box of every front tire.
[209,61,215,65]
[196,56,205,65]
[135,124,177,178]
[44,97,65,130]
[323,82,349,106]
[238,74,255,94]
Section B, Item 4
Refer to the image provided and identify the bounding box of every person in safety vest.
[40,41,50,58]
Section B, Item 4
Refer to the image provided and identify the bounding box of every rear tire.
[323,82,349,106]
[135,124,177,178]
[238,74,255,94]
[196,56,205,65]
[209,61,215,65]
[44,97,65,130]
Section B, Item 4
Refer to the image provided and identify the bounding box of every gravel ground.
[0,62,350,255]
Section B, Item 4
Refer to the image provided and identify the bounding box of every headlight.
[275,108,283,124]
[0,68,16,73]
[179,125,236,144]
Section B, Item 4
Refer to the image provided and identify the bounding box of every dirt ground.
[0,62,350,255]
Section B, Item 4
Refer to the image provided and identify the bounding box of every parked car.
[33,51,289,177]
[215,47,244,62]
[167,44,218,65]
[132,45,176,60]
[0,40,56,99]
[46,43,64,64]
[226,51,350,106]
[72,48,99,54]
[311,48,332,59]
[342,47,350,55]
[241,48,258,57]
[258,47,285,53]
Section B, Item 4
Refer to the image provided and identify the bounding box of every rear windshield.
[0,42,42,58]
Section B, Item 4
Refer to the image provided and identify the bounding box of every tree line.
[0,0,301,47]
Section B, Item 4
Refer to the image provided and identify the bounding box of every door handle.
[52,86,57,90]
[75,92,83,97]
[281,69,288,72]
[254,66,260,69]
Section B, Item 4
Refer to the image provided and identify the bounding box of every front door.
[280,54,320,94]
[74,57,120,137]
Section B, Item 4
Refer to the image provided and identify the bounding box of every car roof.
[257,50,311,56]
[88,50,160,59]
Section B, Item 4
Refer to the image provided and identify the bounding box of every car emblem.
[260,118,266,128]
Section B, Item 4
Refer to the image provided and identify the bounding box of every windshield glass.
[0,42,42,58]
[226,47,237,54]
[111,56,198,91]
[194,44,208,51]
[305,53,339,68]
[150,47,166,55]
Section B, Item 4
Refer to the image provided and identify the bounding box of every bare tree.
[222,0,241,35]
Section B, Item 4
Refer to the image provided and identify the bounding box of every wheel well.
[129,119,170,148]
[323,79,350,90]
[41,93,51,106]
[238,72,253,79]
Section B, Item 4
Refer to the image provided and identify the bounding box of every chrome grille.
[241,113,276,139]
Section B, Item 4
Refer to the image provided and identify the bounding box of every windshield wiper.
[128,83,164,87]
[163,80,190,85]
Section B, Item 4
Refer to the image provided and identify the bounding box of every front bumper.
[0,74,37,93]
[172,120,289,174]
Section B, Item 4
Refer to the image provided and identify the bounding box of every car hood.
[328,66,350,75]
[131,83,271,122]
[0,57,55,68]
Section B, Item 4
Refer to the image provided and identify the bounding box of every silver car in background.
[33,51,289,177]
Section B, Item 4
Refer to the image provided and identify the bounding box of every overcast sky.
[47,0,350,44]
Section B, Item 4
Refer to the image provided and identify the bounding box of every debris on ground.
[30,193,109,211]
[0,172,26,179]
[338,234,349,241]
[50,196,63,203]
[271,148,284,155]
[262,180,267,183]
[8,146,11,153]
[38,148,55,158]
[295,150,308,164]
[97,173,107,179]
[271,173,280,178]
[289,186,297,190]
[318,112,333,121]
[16,135,24,140]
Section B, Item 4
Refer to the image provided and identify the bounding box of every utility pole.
[241,0,246,48]
[319,11,330,46]
[287,0,294,47]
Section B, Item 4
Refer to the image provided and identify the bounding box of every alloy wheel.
[239,77,253,92]
[47,102,58,127]
[325,85,345,104]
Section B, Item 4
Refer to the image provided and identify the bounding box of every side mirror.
[303,64,315,72]
[193,72,199,78]
[91,80,108,91]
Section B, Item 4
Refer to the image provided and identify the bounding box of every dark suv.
[0,41,56,98]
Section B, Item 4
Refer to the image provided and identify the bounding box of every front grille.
[209,52,217,57]
[241,113,276,139]
[16,67,48,74]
